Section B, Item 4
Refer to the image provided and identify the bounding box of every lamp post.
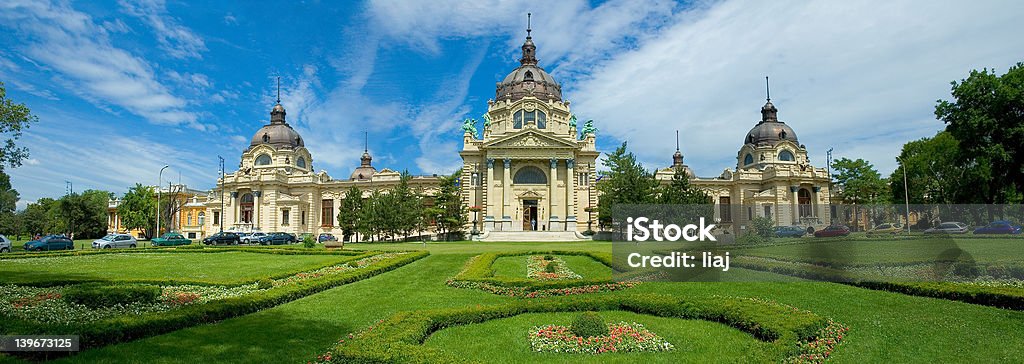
[826,148,834,224]
[218,156,225,233]
[157,165,169,238]
[895,156,911,233]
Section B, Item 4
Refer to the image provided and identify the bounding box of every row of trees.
[337,171,466,242]
[0,182,112,240]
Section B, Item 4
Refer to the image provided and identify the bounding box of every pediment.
[484,130,577,149]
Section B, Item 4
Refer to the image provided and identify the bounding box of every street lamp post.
[895,156,911,233]
[218,156,225,233]
[157,165,169,238]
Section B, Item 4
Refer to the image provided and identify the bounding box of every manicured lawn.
[738,237,1024,265]
[492,254,612,280]
[0,251,353,285]
[425,311,776,363]
[36,240,1024,363]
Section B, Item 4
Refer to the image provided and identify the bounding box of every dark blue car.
[775,225,807,238]
[24,235,74,251]
[973,221,1022,235]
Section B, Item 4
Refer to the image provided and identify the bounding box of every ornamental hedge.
[1,251,428,360]
[324,293,829,363]
[732,256,1024,310]
[449,251,622,292]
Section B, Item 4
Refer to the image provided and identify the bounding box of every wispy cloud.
[118,0,207,59]
[0,0,206,129]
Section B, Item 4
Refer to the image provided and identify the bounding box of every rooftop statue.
[462,118,478,137]
[580,119,597,139]
[569,114,577,128]
[482,113,492,130]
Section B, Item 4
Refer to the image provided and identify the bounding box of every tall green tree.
[118,184,156,239]
[21,198,54,236]
[433,171,466,240]
[0,170,20,237]
[657,166,710,205]
[890,131,972,205]
[832,158,889,205]
[0,81,38,169]
[337,186,363,242]
[936,63,1024,203]
[596,142,659,228]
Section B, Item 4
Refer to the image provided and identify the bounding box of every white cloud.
[567,0,1024,177]
[223,13,237,25]
[0,0,205,129]
[118,0,207,59]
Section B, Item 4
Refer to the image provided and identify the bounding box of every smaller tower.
[672,130,684,168]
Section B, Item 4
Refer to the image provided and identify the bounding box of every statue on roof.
[481,113,491,130]
[461,118,478,137]
[580,119,597,139]
[569,114,577,128]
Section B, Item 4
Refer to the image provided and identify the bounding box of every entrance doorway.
[522,200,538,231]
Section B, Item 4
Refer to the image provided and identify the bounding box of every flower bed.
[785,320,850,363]
[445,280,637,298]
[526,255,582,280]
[529,322,674,354]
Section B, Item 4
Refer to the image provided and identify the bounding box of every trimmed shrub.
[570,311,608,337]
[303,235,316,248]
[257,278,274,289]
[543,255,554,260]
[63,284,161,308]
[544,262,559,273]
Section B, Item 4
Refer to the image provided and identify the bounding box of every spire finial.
[364,131,368,153]
[765,76,770,102]
[527,13,532,38]
[675,130,680,151]
[276,76,281,104]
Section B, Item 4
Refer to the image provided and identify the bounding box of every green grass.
[0,251,353,285]
[24,240,1018,363]
[425,311,775,363]
[491,254,612,280]
[740,237,1024,265]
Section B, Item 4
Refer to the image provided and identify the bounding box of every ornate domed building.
[202,96,440,240]
[460,19,598,238]
[656,89,832,233]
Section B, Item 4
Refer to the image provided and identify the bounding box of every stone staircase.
[477,231,589,242]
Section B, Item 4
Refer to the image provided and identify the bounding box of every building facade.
[107,184,208,239]
[460,27,599,233]
[202,98,440,239]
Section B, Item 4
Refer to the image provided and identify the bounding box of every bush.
[544,262,559,273]
[347,261,359,268]
[63,284,161,308]
[570,311,608,337]
[257,278,274,289]
[543,255,554,260]
[303,235,316,249]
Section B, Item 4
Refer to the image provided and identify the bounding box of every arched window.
[198,212,205,226]
[779,150,795,161]
[255,154,272,165]
[743,154,754,166]
[262,133,270,143]
[524,71,534,81]
[187,212,193,226]
[296,157,306,168]
[513,166,547,184]
[240,193,254,223]
[513,110,547,129]
[513,111,523,129]
[537,111,546,129]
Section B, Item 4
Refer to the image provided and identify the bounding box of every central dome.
[495,25,562,102]
[250,102,304,149]
[744,100,799,146]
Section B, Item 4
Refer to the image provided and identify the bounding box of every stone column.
[503,158,512,231]
[790,186,798,225]
[486,158,495,230]
[253,190,261,231]
[566,158,576,230]
[548,158,557,230]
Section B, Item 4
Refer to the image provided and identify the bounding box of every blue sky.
[1,0,1023,209]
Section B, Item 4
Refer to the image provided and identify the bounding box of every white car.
[92,233,137,249]
[240,232,267,244]
[0,234,11,253]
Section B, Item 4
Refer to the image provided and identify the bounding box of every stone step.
[478,231,588,242]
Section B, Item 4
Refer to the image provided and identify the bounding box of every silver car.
[0,234,11,253]
[92,233,138,249]
[240,232,267,244]
[924,222,969,234]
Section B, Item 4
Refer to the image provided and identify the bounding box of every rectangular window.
[282,209,290,226]
[536,111,546,129]
[747,206,753,221]
[513,111,523,129]
[764,204,772,219]
[578,172,589,186]
[525,110,536,124]
[188,232,196,239]
[213,211,220,225]
[301,211,307,226]
[719,197,731,222]
[321,199,334,227]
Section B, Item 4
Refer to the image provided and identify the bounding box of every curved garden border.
[320,293,845,363]
[447,251,645,297]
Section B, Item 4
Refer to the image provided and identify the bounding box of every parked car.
[203,232,241,245]
[151,232,192,247]
[867,223,904,236]
[92,233,137,249]
[318,233,337,243]
[923,222,969,234]
[259,232,297,245]
[973,221,1023,235]
[240,232,267,244]
[0,234,11,253]
[774,225,806,238]
[24,235,74,251]
[813,225,851,238]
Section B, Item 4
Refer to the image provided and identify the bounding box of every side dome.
[250,102,305,149]
[744,100,798,146]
